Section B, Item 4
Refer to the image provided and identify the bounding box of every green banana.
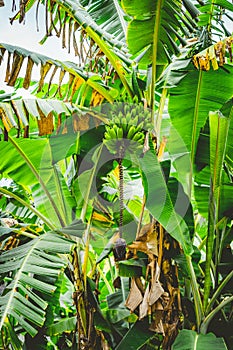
[114,117,121,126]
[124,104,130,114]
[134,121,144,133]
[125,112,132,124]
[104,132,111,140]
[138,135,145,144]
[122,120,128,134]
[113,124,119,135]
[117,127,123,139]
[108,128,117,139]
[132,132,144,142]
[127,125,136,139]
[131,115,138,126]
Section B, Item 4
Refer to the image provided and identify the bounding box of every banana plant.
[121,0,199,117]
[0,0,233,349]
[165,62,233,343]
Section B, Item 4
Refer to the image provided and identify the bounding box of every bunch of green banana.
[104,102,152,154]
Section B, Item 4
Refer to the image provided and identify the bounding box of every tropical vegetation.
[0,0,232,349]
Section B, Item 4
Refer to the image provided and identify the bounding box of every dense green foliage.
[0,1,232,349]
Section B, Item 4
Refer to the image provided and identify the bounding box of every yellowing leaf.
[92,211,114,223]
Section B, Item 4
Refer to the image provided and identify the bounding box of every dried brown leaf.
[73,22,80,57]
[139,283,150,319]
[47,66,58,94]
[125,278,143,312]
[58,69,66,98]
[68,17,73,53]
[62,12,68,49]
[8,53,24,86]
[91,91,104,107]
[149,278,164,306]
[137,223,153,242]
[19,0,26,23]
[149,319,164,334]
[73,113,90,131]
[0,47,6,65]
[23,57,34,89]
[37,111,54,136]
[38,62,52,92]
[5,52,11,83]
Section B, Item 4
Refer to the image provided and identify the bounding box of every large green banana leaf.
[0,232,74,337]
[121,0,198,111]
[195,183,233,220]
[209,109,231,218]
[168,63,233,192]
[0,137,75,228]
[171,329,227,350]
[194,101,233,219]
[203,108,232,310]
[135,145,193,255]
[80,0,128,42]
[121,0,197,71]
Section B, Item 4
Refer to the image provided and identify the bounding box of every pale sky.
[0,2,75,60]
[0,2,76,92]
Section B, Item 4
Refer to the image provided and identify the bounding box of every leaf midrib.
[189,69,203,197]
[0,234,47,331]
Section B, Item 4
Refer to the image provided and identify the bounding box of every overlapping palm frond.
[0,232,75,337]
[0,90,108,137]
[196,0,233,38]
[121,0,199,110]
[10,0,128,50]
[81,0,128,42]
[8,0,133,97]
[0,43,118,104]
[122,0,198,69]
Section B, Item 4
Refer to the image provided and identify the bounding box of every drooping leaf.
[168,63,233,192]
[122,0,196,70]
[46,316,76,336]
[0,43,115,103]
[115,319,155,350]
[193,36,233,71]
[8,0,134,97]
[171,330,227,350]
[0,232,74,336]
[0,135,78,228]
[135,146,193,255]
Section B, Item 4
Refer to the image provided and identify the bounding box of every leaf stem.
[0,187,55,230]
[201,296,233,334]
[151,0,163,124]
[8,135,66,227]
[186,255,204,330]
[206,270,233,315]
